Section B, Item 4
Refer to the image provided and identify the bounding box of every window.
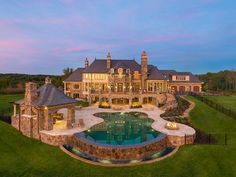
[118,68,123,78]
[126,69,130,75]
[134,71,139,79]
[176,76,186,81]
[74,84,80,89]
[110,68,114,74]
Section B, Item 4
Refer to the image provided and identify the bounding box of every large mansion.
[64,51,202,106]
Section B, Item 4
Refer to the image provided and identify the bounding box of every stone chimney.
[107,52,111,69]
[141,51,148,90]
[24,82,38,106]
[45,76,51,84]
[84,58,89,69]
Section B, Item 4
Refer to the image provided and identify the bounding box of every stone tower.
[85,58,89,69]
[24,82,38,109]
[141,51,148,90]
[21,82,39,138]
[107,52,111,69]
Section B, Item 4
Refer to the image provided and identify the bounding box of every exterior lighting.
[44,107,48,110]
[165,122,179,130]
[87,129,91,132]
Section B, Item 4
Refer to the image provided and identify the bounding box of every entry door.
[118,83,123,92]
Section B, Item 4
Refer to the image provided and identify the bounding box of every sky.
[0,0,236,75]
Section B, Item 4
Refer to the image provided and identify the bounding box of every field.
[205,95,236,112]
[0,94,24,115]
[0,95,236,177]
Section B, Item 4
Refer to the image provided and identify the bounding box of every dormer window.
[172,75,190,81]
[126,69,130,75]
[110,68,114,74]
[134,71,139,79]
[118,68,123,78]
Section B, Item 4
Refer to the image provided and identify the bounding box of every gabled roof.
[64,67,84,82]
[83,59,141,73]
[159,70,201,83]
[35,83,78,107]
[147,65,166,80]
[15,83,78,107]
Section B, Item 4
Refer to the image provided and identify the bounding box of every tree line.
[198,70,236,92]
[0,67,73,94]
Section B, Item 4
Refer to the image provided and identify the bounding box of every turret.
[141,51,148,90]
[24,82,38,107]
[85,58,89,69]
[107,52,111,69]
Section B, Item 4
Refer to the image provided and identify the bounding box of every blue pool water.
[78,112,164,146]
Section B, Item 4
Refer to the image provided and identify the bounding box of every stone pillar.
[109,98,112,108]
[129,98,132,108]
[13,104,16,117]
[139,97,143,105]
[67,106,75,129]
[99,96,102,107]
[44,107,53,131]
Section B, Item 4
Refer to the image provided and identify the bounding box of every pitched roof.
[15,83,78,107]
[147,65,166,80]
[35,83,78,107]
[64,67,84,82]
[83,59,141,73]
[159,70,201,83]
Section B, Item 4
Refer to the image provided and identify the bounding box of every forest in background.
[0,67,73,94]
[0,69,235,94]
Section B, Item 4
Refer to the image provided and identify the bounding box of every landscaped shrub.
[130,105,142,109]
[98,105,111,109]
[76,101,89,107]
[160,96,190,117]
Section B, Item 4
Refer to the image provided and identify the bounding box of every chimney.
[84,58,89,69]
[141,51,148,90]
[107,52,111,69]
[24,82,38,106]
[45,76,51,84]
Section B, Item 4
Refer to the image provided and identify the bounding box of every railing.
[193,132,235,145]
[0,107,12,124]
[190,92,236,119]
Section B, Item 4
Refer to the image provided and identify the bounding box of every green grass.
[0,95,236,177]
[0,94,24,115]
[205,95,236,112]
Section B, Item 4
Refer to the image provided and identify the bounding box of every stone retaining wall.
[167,134,195,146]
[11,116,19,130]
[40,132,73,146]
[70,135,168,160]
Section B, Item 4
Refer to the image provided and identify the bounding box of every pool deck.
[40,104,195,138]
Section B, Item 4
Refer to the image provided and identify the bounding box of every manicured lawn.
[205,95,236,112]
[0,95,236,177]
[0,94,24,115]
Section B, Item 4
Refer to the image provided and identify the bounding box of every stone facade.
[71,134,168,160]
[11,78,77,143]
[64,51,202,107]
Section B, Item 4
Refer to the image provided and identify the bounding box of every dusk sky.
[0,0,236,75]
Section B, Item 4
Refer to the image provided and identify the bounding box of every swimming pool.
[75,112,164,146]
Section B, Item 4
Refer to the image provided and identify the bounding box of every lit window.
[134,71,139,79]
[74,84,80,89]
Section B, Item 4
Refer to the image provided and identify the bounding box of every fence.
[193,131,231,145]
[189,92,236,119]
[0,106,12,124]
